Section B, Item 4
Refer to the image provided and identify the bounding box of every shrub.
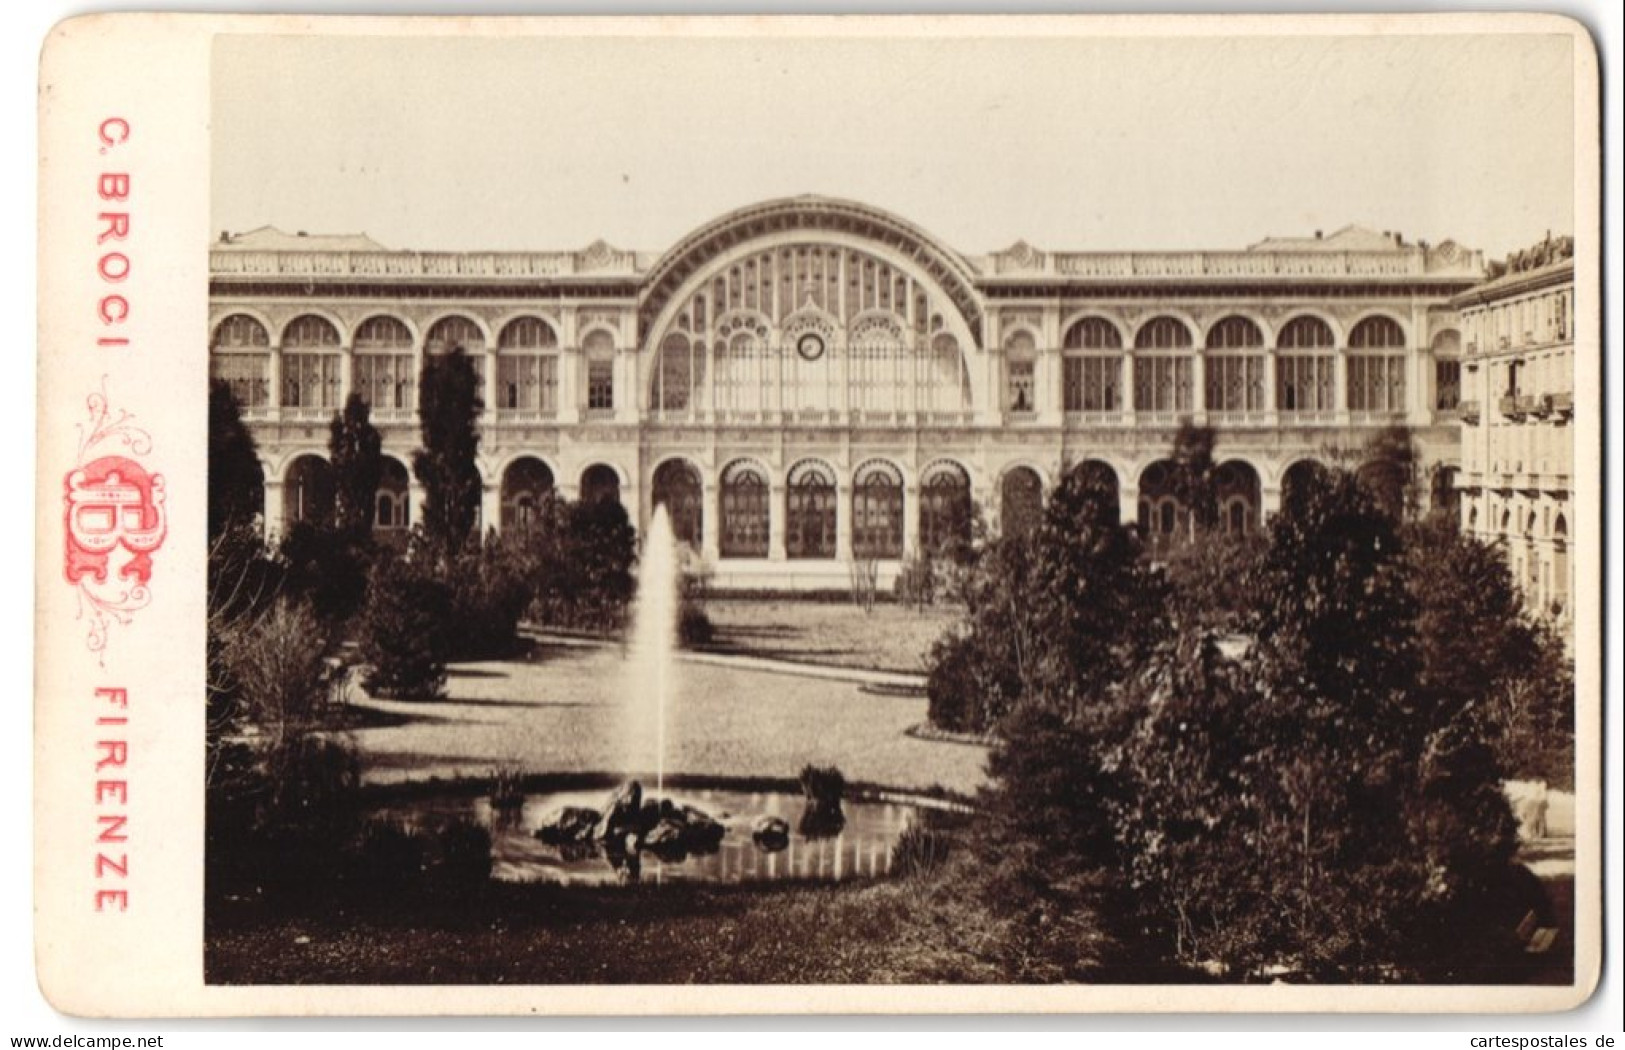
[220,599,331,749]
[351,817,430,888]
[443,536,532,660]
[358,559,454,699]
[892,823,950,879]
[848,558,879,613]
[893,551,937,610]
[433,818,494,887]
[278,520,375,625]
[925,628,1019,734]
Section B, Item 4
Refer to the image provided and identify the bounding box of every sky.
[211,27,1577,261]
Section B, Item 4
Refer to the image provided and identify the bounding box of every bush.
[220,600,332,748]
[358,559,454,699]
[433,818,494,887]
[278,520,375,626]
[925,628,1020,734]
[351,817,430,888]
[443,536,532,660]
[522,496,637,633]
[893,551,937,610]
[892,823,950,879]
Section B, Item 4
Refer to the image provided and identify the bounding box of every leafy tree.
[412,346,484,561]
[208,379,265,541]
[1122,465,1524,980]
[329,392,383,539]
[1170,421,1219,538]
[358,557,454,699]
[515,492,637,633]
[1404,515,1574,787]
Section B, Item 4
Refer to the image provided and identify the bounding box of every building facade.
[209,196,1484,589]
[1452,238,1575,636]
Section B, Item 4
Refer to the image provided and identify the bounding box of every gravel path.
[346,640,988,796]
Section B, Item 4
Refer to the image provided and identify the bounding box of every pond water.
[379,786,925,887]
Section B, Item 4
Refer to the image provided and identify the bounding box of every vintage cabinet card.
[35,12,1602,1016]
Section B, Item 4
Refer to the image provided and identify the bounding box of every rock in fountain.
[751,815,791,852]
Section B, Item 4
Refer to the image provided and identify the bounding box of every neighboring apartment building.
[1452,235,1575,638]
[209,195,1483,590]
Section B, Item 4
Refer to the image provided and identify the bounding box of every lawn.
[700,598,959,675]
[205,837,1159,985]
[343,639,989,796]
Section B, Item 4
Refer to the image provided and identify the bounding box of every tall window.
[584,330,615,412]
[852,460,904,559]
[1004,331,1037,414]
[720,460,770,558]
[501,457,554,532]
[651,459,703,548]
[919,462,972,556]
[281,315,342,412]
[1133,317,1194,413]
[1204,316,1266,414]
[1062,318,1121,414]
[1277,315,1336,414]
[1435,360,1462,410]
[656,334,704,411]
[210,314,271,410]
[353,316,415,413]
[497,317,559,416]
[1347,318,1407,414]
[786,460,837,559]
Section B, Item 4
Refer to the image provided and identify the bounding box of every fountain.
[374,505,939,886]
[626,505,680,796]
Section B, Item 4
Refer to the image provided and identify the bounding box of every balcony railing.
[1457,400,1480,424]
[1499,394,1525,421]
[1549,392,1574,420]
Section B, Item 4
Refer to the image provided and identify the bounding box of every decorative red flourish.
[65,378,163,660]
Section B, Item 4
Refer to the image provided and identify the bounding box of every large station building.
[209,195,1486,590]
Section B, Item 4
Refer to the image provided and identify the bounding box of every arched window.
[1349,315,1406,349]
[919,462,973,556]
[652,459,703,548]
[786,460,837,560]
[497,317,560,417]
[1004,331,1037,414]
[374,458,410,531]
[1214,461,1261,535]
[655,334,704,412]
[1278,316,1335,349]
[425,315,486,354]
[926,333,972,414]
[353,316,415,413]
[1063,317,1123,350]
[1277,315,1336,414]
[584,330,616,413]
[1205,316,1266,414]
[501,457,554,532]
[281,315,342,413]
[1062,318,1122,414]
[426,315,487,391]
[283,455,334,527]
[852,460,904,559]
[1134,316,1193,350]
[581,464,621,506]
[720,460,770,559]
[1205,316,1264,350]
[1348,316,1408,414]
[209,314,271,410]
[1000,467,1043,538]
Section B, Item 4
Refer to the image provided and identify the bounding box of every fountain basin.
[373,781,951,887]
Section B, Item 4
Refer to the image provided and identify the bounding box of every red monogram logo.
[65,382,164,659]
[64,456,168,586]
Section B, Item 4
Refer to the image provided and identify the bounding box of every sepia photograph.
[192,23,1592,994]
